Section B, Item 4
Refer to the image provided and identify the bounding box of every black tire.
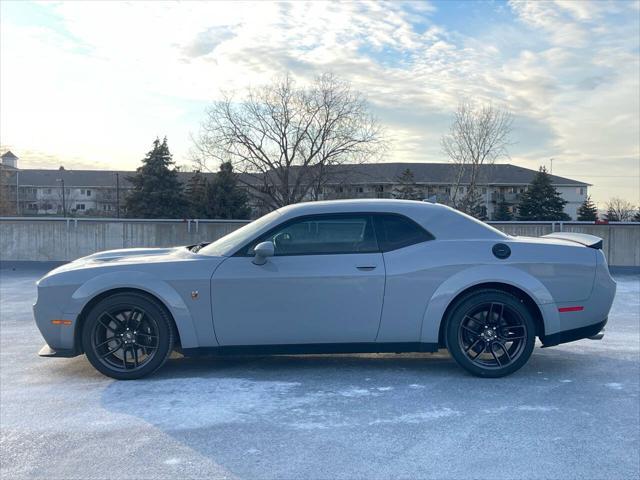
[82,292,174,380]
[445,289,536,378]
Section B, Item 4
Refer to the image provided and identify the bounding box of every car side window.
[250,215,378,256]
[373,214,434,252]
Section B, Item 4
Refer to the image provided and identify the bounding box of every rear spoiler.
[542,232,603,249]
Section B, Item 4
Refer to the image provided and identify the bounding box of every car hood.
[38,246,210,284]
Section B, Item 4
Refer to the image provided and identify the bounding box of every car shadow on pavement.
[93,345,639,479]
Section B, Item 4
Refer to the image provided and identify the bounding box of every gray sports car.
[34,199,616,379]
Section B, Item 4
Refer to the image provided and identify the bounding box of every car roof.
[277,198,441,215]
[276,199,506,241]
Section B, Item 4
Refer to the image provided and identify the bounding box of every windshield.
[198,210,282,257]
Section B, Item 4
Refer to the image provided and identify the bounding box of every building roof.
[1,151,18,160]
[319,163,590,186]
[13,169,216,188]
[8,162,589,188]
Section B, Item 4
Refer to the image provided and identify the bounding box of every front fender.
[67,270,199,348]
[420,265,560,344]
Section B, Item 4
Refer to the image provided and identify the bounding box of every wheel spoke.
[465,337,481,353]
[102,311,125,331]
[98,318,117,334]
[461,324,481,339]
[500,325,526,340]
[495,303,505,325]
[133,347,139,368]
[96,337,118,349]
[485,303,494,324]
[126,308,140,331]
[495,341,512,362]
[99,341,123,358]
[469,341,485,360]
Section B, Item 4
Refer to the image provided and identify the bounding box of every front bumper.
[541,318,608,348]
[38,344,80,358]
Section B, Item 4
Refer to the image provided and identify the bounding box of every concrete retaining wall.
[0,219,249,262]
[1,218,638,267]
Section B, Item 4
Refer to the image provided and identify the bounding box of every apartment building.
[0,152,589,219]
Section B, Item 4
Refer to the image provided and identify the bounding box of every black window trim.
[232,211,435,257]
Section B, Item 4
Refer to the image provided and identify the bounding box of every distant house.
[0,156,589,219]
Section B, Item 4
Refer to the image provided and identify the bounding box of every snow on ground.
[1,265,638,479]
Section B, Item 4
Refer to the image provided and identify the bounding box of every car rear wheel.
[82,292,174,380]
[445,289,536,378]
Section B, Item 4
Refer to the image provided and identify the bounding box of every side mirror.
[252,241,275,265]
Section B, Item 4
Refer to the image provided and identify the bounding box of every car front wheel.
[446,289,536,378]
[82,292,174,380]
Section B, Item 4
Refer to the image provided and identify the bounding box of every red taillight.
[558,306,584,313]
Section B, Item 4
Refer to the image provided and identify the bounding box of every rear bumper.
[541,318,607,348]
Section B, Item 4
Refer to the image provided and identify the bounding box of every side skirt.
[182,342,440,357]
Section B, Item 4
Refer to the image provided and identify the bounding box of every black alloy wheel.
[446,289,536,377]
[82,292,174,380]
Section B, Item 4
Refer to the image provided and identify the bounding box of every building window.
[357,187,364,193]
[482,187,487,194]
[578,187,585,195]
[76,204,86,210]
[27,203,37,210]
[102,204,112,211]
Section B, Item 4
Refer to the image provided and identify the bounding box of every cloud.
[0,0,638,205]
[181,26,236,58]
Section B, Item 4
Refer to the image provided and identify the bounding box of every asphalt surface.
[1,264,639,480]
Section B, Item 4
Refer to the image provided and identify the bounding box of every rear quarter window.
[374,214,434,252]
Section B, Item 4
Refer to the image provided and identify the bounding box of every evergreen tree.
[577,195,598,221]
[517,167,570,221]
[493,199,513,221]
[185,170,209,218]
[125,137,187,218]
[207,161,251,219]
[392,169,421,200]
[464,189,488,220]
[633,210,640,222]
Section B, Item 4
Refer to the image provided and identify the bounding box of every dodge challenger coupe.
[34,199,616,380]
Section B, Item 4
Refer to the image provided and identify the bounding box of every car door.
[211,213,386,345]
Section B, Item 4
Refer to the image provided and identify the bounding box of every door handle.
[356,266,377,271]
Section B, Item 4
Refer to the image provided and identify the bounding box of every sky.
[1,0,639,207]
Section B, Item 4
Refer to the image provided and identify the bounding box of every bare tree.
[193,73,384,209]
[605,197,636,221]
[441,101,513,214]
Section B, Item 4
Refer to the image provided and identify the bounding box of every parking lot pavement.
[0,265,638,480]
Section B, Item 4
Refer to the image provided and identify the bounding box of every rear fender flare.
[420,265,560,343]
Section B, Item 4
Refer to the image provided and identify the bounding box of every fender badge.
[191,290,199,300]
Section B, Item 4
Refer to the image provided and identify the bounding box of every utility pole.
[15,170,19,216]
[549,157,554,174]
[57,178,66,217]
[115,172,120,218]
